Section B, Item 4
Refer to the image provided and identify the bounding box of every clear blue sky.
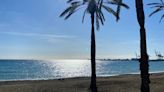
[0,0,163,60]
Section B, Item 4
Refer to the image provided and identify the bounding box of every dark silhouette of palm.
[60,0,128,92]
[135,0,150,92]
[148,0,164,22]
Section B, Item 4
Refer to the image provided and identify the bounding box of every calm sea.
[0,59,164,81]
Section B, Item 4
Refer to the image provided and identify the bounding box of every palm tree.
[135,0,150,92]
[148,0,164,22]
[60,0,128,91]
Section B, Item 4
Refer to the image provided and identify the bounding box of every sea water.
[0,59,164,81]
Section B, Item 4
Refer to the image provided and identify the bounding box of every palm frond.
[104,0,129,21]
[160,14,164,22]
[67,0,74,3]
[148,0,164,22]
[65,4,83,19]
[97,0,105,25]
[61,0,129,30]
[96,13,100,30]
[106,0,129,9]
[102,5,117,18]
[97,11,104,25]
[161,0,164,4]
[99,0,103,10]
[100,11,105,21]
[118,2,129,9]
[149,8,162,17]
[65,9,78,19]
[147,3,161,6]
[71,1,81,5]
[60,2,82,19]
[116,0,122,21]
[150,5,164,9]
[82,9,87,23]
[60,7,72,17]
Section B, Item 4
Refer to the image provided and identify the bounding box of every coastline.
[1,71,164,82]
[0,73,164,92]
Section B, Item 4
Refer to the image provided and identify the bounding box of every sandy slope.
[0,73,164,92]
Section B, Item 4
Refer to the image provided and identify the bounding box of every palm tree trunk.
[135,0,150,92]
[90,13,97,92]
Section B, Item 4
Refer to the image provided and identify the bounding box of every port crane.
[155,50,164,60]
[135,52,140,59]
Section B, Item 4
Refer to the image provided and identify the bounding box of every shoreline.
[1,71,164,82]
[0,73,164,92]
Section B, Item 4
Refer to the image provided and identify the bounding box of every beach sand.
[0,73,164,92]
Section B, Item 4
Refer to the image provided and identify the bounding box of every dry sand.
[0,73,164,92]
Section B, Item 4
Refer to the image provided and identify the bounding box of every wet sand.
[0,73,164,92]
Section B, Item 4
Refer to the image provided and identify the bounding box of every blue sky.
[0,0,163,60]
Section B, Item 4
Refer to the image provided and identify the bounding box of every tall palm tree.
[135,0,150,92]
[60,0,128,91]
[148,0,164,22]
